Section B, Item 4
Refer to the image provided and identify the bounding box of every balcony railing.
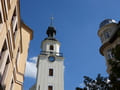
[40,51,63,57]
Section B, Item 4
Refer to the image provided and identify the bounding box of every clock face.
[48,56,55,62]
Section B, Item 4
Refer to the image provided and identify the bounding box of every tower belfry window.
[50,45,54,50]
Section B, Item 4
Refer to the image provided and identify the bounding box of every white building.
[30,24,64,90]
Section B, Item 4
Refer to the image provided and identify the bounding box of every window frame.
[49,68,53,76]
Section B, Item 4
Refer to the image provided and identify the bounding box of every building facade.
[0,0,33,90]
[31,25,64,90]
[98,19,120,74]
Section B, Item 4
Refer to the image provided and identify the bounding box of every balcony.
[1,62,10,87]
[0,50,9,76]
[0,50,9,86]
[40,51,63,57]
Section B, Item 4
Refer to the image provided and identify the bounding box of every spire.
[46,16,56,38]
[50,16,54,26]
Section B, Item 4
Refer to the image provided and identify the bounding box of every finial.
[50,16,54,26]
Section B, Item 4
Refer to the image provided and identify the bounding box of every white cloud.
[24,57,37,78]
[29,56,38,63]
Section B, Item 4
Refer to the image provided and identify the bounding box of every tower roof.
[99,19,117,28]
[46,16,57,39]
[46,26,56,37]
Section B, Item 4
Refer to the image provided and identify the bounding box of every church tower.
[35,20,64,90]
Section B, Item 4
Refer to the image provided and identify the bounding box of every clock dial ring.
[48,56,55,62]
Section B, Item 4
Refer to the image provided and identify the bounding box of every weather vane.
[50,16,54,26]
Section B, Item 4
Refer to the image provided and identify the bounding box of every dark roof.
[99,19,117,28]
[46,26,56,36]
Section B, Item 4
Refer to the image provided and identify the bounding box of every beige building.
[98,19,120,74]
[0,0,33,90]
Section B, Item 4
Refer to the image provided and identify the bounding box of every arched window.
[50,45,54,50]
[104,31,110,39]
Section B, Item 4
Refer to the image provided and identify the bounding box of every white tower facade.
[35,26,64,90]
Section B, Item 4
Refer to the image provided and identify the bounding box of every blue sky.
[20,0,120,90]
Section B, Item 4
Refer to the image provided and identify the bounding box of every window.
[11,7,17,30]
[100,34,104,43]
[6,56,10,66]
[49,69,53,76]
[105,32,110,39]
[50,45,54,50]
[13,7,16,18]
[48,86,53,90]
[11,7,18,42]
[13,24,18,40]
[107,49,113,59]
[0,11,2,24]
[16,48,20,66]
[10,79,13,90]
[0,40,7,60]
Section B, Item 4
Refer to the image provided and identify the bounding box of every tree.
[76,44,120,90]
[108,44,120,89]
[76,87,87,90]
[76,74,112,90]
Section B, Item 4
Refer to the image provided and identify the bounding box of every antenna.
[50,16,54,26]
